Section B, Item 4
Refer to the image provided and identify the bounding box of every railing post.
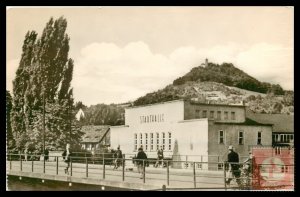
[70,157,73,176]
[167,160,169,186]
[56,157,58,175]
[193,162,196,188]
[122,158,125,181]
[32,160,34,172]
[143,160,145,183]
[86,157,88,178]
[103,154,105,179]
[43,155,46,173]
[20,154,22,171]
[223,162,227,191]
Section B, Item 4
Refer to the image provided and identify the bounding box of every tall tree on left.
[11,17,83,152]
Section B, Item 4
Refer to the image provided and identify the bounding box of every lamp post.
[43,90,45,154]
[69,94,72,144]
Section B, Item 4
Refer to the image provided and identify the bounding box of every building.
[246,111,294,154]
[110,100,273,170]
[80,125,110,151]
[76,108,85,121]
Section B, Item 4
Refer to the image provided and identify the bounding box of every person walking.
[154,146,164,168]
[62,143,72,175]
[226,145,241,186]
[136,147,147,179]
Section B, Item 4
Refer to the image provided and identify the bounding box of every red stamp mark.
[251,147,294,190]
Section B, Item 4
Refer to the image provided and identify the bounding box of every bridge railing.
[7,153,294,190]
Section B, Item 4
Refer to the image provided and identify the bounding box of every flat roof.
[127,99,246,109]
[214,118,273,127]
[189,101,246,108]
[126,99,184,109]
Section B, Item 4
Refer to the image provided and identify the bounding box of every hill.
[133,61,293,114]
[173,62,285,95]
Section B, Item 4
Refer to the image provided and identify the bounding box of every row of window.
[140,114,165,123]
[219,130,262,145]
[195,110,236,120]
[134,132,171,151]
[273,134,294,143]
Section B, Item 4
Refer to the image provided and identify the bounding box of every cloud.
[6,59,19,92]
[6,41,293,105]
[72,41,293,105]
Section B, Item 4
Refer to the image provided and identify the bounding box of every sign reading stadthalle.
[6,6,294,191]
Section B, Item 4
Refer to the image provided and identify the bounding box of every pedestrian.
[113,146,123,170]
[226,145,241,186]
[136,147,147,179]
[62,143,72,175]
[91,147,95,164]
[24,148,28,162]
[154,146,164,168]
[243,151,261,188]
[44,148,49,162]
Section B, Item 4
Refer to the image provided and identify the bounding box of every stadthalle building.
[110,100,272,170]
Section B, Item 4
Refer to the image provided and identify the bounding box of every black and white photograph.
[6,6,294,191]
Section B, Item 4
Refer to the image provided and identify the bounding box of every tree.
[11,17,83,151]
[6,91,15,150]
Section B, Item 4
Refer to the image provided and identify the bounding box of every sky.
[6,6,294,106]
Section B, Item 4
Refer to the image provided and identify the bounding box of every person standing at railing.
[154,146,164,168]
[136,147,147,179]
[225,145,241,186]
[62,143,72,175]
[44,148,49,162]
[24,148,28,162]
[113,146,123,170]
[91,148,95,164]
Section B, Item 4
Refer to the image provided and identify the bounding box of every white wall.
[173,119,209,169]
[110,100,210,169]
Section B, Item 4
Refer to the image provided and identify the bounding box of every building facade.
[110,100,273,170]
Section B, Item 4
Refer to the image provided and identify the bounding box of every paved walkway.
[7,160,233,190]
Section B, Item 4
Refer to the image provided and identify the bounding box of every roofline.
[188,101,246,108]
[214,122,273,126]
[109,125,130,128]
[178,118,208,123]
[126,99,185,109]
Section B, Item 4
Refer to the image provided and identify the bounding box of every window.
[257,132,262,145]
[162,132,165,150]
[195,110,200,119]
[224,111,228,120]
[238,131,244,145]
[168,132,172,150]
[145,133,148,150]
[219,130,224,144]
[231,112,236,120]
[217,111,221,120]
[150,133,153,151]
[156,133,159,150]
[134,133,137,151]
[202,110,207,118]
[197,163,202,169]
[210,111,214,119]
[140,133,143,145]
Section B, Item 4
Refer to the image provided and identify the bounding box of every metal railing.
[6,153,294,190]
